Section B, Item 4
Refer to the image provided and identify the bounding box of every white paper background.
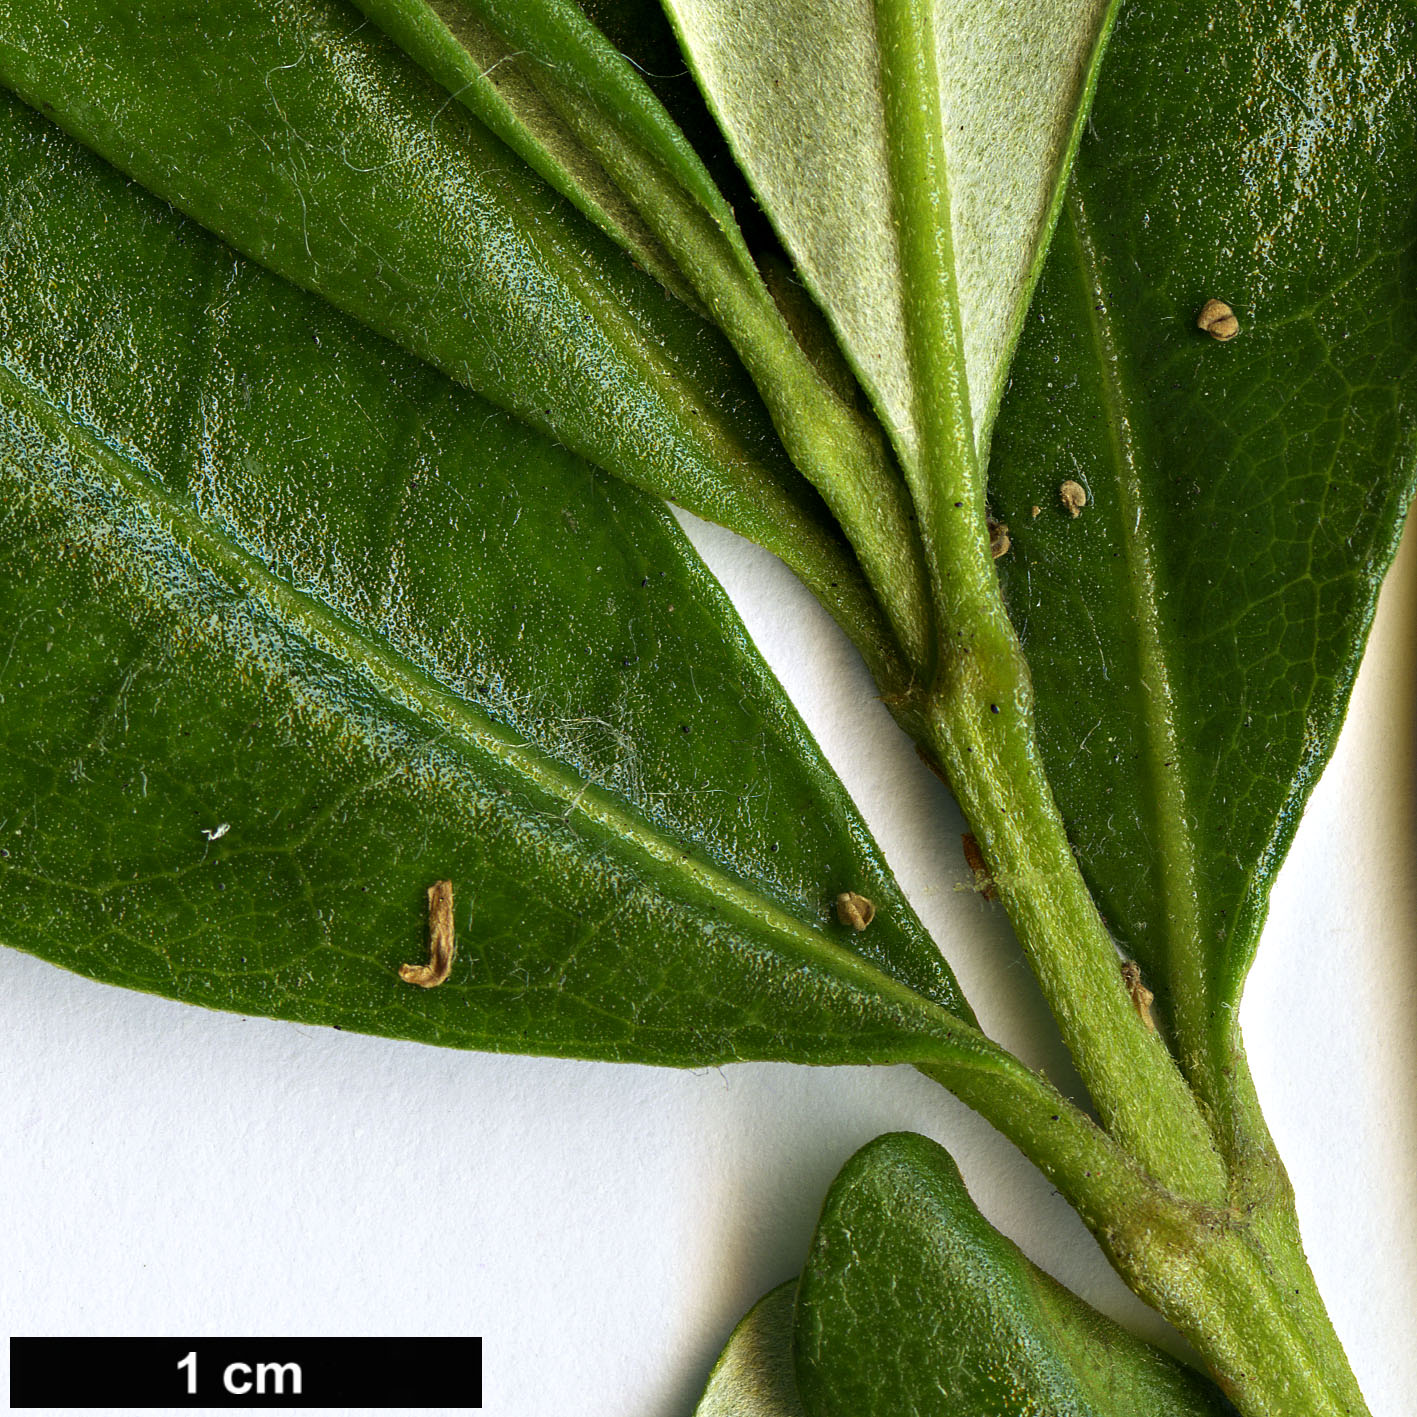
[2,511,1413,1417]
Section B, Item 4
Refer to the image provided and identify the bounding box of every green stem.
[916,1059,1162,1238]
[922,1038,1368,1416]
[871,0,1224,1203]
[911,689,1228,1203]
[1101,1200,1371,1417]
[1195,1022,1369,1413]
[872,0,978,649]
[919,1039,1368,1416]
[862,7,1363,1411]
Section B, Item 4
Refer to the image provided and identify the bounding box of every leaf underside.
[0,90,984,1067]
[988,0,1417,1032]
[660,0,1116,463]
[694,1282,806,1417]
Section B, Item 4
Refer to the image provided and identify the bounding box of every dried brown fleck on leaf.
[1059,480,1087,517]
[835,891,876,931]
[1120,960,1156,1030]
[988,519,1011,559]
[400,879,457,988]
[961,833,998,901]
[1196,297,1240,341]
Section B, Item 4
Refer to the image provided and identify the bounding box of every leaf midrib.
[976,0,1120,457]
[1066,190,1206,1040]
[1,357,992,1059]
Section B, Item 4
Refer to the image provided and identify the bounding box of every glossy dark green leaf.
[348,0,702,307]
[0,89,989,1065]
[988,3,1417,1074]
[347,0,934,669]
[0,0,903,676]
[794,1133,1234,1417]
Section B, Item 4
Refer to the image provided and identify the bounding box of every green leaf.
[0,0,902,677]
[794,1133,1235,1417]
[0,88,984,1066]
[577,0,781,258]
[348,0,706,310]
[694,1283,807,1417]
[987,1,1417,1102]
[659,0,1118,465]
[347,0,935,668]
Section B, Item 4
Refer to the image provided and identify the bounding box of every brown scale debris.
[835,891,876,931]
[961,833,998,901]
[1120,960,1156,1031]
[1197,298,1240,341]
[400,879,457,988]
[1059,480,1087,518]
[988,519,1011,559]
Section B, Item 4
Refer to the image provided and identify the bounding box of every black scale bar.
[9,1337,482,1409]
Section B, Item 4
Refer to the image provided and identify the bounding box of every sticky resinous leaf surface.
[988,0,1417,1155]
[0,89,995,1068]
